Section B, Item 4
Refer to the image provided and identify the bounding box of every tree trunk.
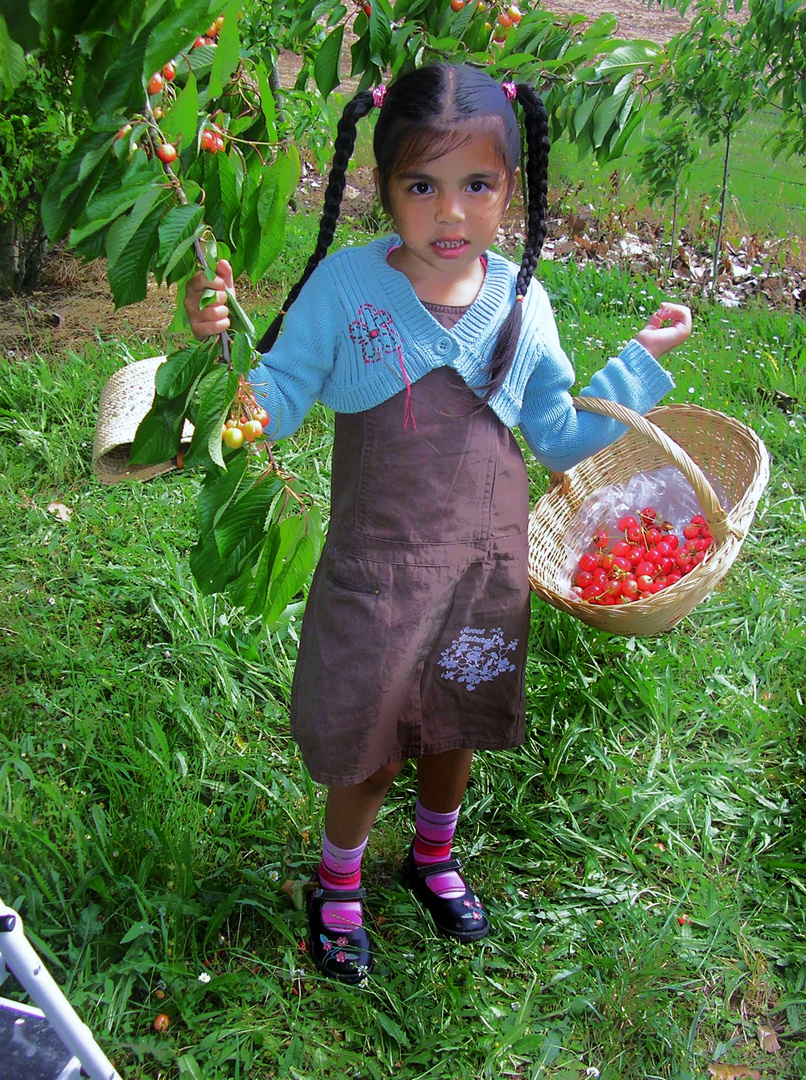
[0,211,49,296]
[711,129,731,296]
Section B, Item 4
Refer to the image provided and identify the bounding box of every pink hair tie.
[373,85,387,108]
[502,81,517,102]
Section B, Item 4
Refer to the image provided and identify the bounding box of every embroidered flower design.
[349,303,401,364]
[438,626,518,692]
[348,302,416,429]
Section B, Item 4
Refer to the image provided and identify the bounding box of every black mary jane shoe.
[308,884,375,984]
[402,847,490,942]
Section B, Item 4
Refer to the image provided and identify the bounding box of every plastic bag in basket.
[559,465,731,597]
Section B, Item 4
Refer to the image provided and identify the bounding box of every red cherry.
[156,143,178,163]
[148,72,164,95]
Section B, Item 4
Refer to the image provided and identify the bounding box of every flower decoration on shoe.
[403,847,491,942]
[308,885,375,985]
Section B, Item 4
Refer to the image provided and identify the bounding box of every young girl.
[186,63,691,984]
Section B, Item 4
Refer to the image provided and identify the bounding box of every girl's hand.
[634,302,692,360]
[184,258,235,339]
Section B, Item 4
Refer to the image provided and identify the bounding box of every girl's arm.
[519,303,690,473]
[183,259,339,441]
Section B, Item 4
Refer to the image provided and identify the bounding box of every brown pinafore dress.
[290,302,531,788]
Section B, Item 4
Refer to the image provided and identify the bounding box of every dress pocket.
[326,569,381,596]
[294,548,395,702]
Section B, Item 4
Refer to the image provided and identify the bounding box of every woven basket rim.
[91,355,193,484]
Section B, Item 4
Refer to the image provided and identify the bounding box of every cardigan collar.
[366,235,515,351]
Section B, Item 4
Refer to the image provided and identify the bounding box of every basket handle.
[570,396,737,542]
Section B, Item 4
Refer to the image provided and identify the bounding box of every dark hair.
[256,63,550,399]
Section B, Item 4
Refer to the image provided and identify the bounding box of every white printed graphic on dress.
[437,626,518,692]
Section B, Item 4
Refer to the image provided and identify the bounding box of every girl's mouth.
[432,238,469,257]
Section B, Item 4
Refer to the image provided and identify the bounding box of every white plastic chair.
[0,897,122,1080]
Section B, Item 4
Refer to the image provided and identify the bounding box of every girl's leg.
[325,759,407,847]
[416,748,474,811]
[317,760,406,932]
[414,749,474,898]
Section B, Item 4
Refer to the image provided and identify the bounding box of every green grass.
[1,238,804,1079]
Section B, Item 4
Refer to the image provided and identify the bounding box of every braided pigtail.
[256,89,376,353]
[479,83,550,400]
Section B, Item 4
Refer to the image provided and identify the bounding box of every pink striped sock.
[317,832,368,932]
[413,799,465,899]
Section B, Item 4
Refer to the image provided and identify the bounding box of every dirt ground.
[0,2,760,354]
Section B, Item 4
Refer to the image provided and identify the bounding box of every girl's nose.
[435,190,464,223]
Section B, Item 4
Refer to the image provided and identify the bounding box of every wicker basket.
[91,356,194,484]
[528,399,770,636]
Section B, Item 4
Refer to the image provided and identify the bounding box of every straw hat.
[91,356,194,484]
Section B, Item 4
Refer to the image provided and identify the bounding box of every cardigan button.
[434,337,452,355]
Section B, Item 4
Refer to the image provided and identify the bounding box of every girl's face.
[378,130,516,290]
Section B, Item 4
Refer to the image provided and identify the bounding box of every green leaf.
[41,130,116,241]
[155,341,218,399]
[128,391,188,466]
[177,1053,205,1080]
[208,0,240,99]
[183,366,238,470]
[69,156,161,245]
[143,0,219,77]
[262,530,314,625]
[105,185,170,307]
[91,36,148,117]
[200,148,240,241]
[592,72,634,148]
[227,525,276,616]
[214,474,283,561]
[368,0,392,65]
[157,202,204,278]
[197,451,249,535]
[225,286,255,339]
[596,40,662,75]
[230,331,256,378]
[255,60,277,140]
[314,24,344,99]
[119,920,158,944]
[573,91,599,139]
[0,17,27,98]
[162,70,199,147]
[163,230,202,283]
[189,533,241,595]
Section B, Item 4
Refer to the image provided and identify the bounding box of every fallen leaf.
[707,1066,762,1079]
[757,1023,781,1053]
[47,501,72,522]
[280,879,305,910]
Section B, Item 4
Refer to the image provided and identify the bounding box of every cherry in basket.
[571,507,714,606]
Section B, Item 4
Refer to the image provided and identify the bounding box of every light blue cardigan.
[250,235,674,472]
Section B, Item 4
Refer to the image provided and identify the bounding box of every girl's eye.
[467,180,489,193]
[410,181,433,195]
